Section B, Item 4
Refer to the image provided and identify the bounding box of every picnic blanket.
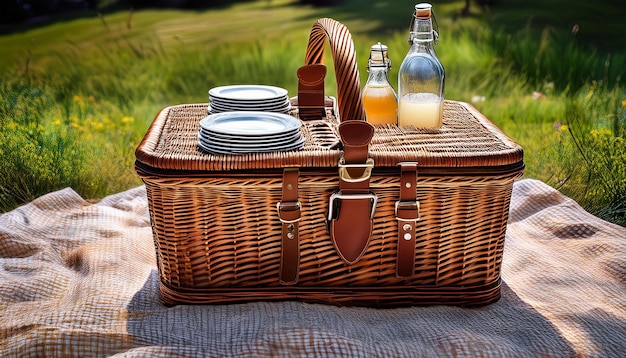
[1,178,624,357]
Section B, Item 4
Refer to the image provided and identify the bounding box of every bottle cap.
[409,3,439,45]
[415,3,432,18]
[368,42,391,70]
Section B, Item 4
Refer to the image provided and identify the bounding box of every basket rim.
[135,100,524,173]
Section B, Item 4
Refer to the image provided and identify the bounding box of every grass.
[0,0,624,226]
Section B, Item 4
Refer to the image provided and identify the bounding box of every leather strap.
[328,121,376,264]
[339,121,372,166]
[278,168,301,285]
[396,162,420,278]
[297,64,326,120]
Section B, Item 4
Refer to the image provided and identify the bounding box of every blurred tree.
[463,0,470,15]
[0,0,96,24]
[298,0,344,6]
[462,0,496,15]
[0,1,33,23]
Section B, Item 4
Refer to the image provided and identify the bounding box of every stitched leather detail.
[278,168,301,284]
[297,64,327,86]
[396,163,419,278]
[297,64,326,120]
[329,192,376,264]
[338,121,374,167]
[328,121,376,265]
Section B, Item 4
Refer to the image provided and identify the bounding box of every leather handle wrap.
[305,18,365,122]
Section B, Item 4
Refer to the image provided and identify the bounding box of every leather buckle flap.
[327,191,378,264]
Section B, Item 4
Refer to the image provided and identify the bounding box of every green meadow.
[1,0,624,226]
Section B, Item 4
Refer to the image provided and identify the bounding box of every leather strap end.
[297,64,327,120]
[338,121,374,147]
[338,120,375,173]
[279,168,301,285]
[297,64,327,85]
[396,162,419,278]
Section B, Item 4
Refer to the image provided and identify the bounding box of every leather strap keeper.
[278,168,301,284]
[297,64,326,120]
[328,120,376,264]
[396,162,420,278]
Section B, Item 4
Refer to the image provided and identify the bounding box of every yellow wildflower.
[103,118,113,130]
[121,116,134,124]
[88,95,96,103]
[92,122,104,131]
[73,95,83,102]
[621,99,626,107]
[53,119,61,125]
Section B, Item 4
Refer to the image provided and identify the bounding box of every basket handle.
[305,18,365,122]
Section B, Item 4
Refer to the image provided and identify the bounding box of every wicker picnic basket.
[135,18,524,307]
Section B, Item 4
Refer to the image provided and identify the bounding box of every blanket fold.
[1,179,624,357]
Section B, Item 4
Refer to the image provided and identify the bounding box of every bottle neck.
[366,66,392,85]
[409,17,435,44]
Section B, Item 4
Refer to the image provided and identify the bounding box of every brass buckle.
[338,158,374,183]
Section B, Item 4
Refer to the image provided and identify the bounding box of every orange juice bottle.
[362,43,398,125]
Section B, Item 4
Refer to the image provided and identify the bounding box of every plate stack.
[198,111,304,155]
[208,85,291,114]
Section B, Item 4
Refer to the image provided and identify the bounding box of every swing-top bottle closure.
[409,3,439,45]
[398,2,445,129]
[362,42,398,125]
[367,42,392,71]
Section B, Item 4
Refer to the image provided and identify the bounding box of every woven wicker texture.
[306,18,365,122]
[134,17,524,307]
[2,180,625,357]
[137,165,519,304]
[135,101,522,172]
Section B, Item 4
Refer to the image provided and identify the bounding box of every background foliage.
[1,0,624,225]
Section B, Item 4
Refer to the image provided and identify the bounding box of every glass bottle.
[397,3,445,128]
[362,42,398,125]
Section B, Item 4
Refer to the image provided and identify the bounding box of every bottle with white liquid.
[398,3,445,128]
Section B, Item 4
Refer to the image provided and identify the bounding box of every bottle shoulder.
[366,67,393,84]
[399,53,444,73]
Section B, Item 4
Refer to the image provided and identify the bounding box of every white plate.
[198,128,302,144]
[208,85,288,102]
[205,105,294,121]
[209,102,291,113]
[210,95,289,106]
[209,99,290,110]
[199,133,303,149]
[199,112,301,136]
[198,139,304,155]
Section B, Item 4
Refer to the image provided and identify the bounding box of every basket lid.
[135,100,523,174]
